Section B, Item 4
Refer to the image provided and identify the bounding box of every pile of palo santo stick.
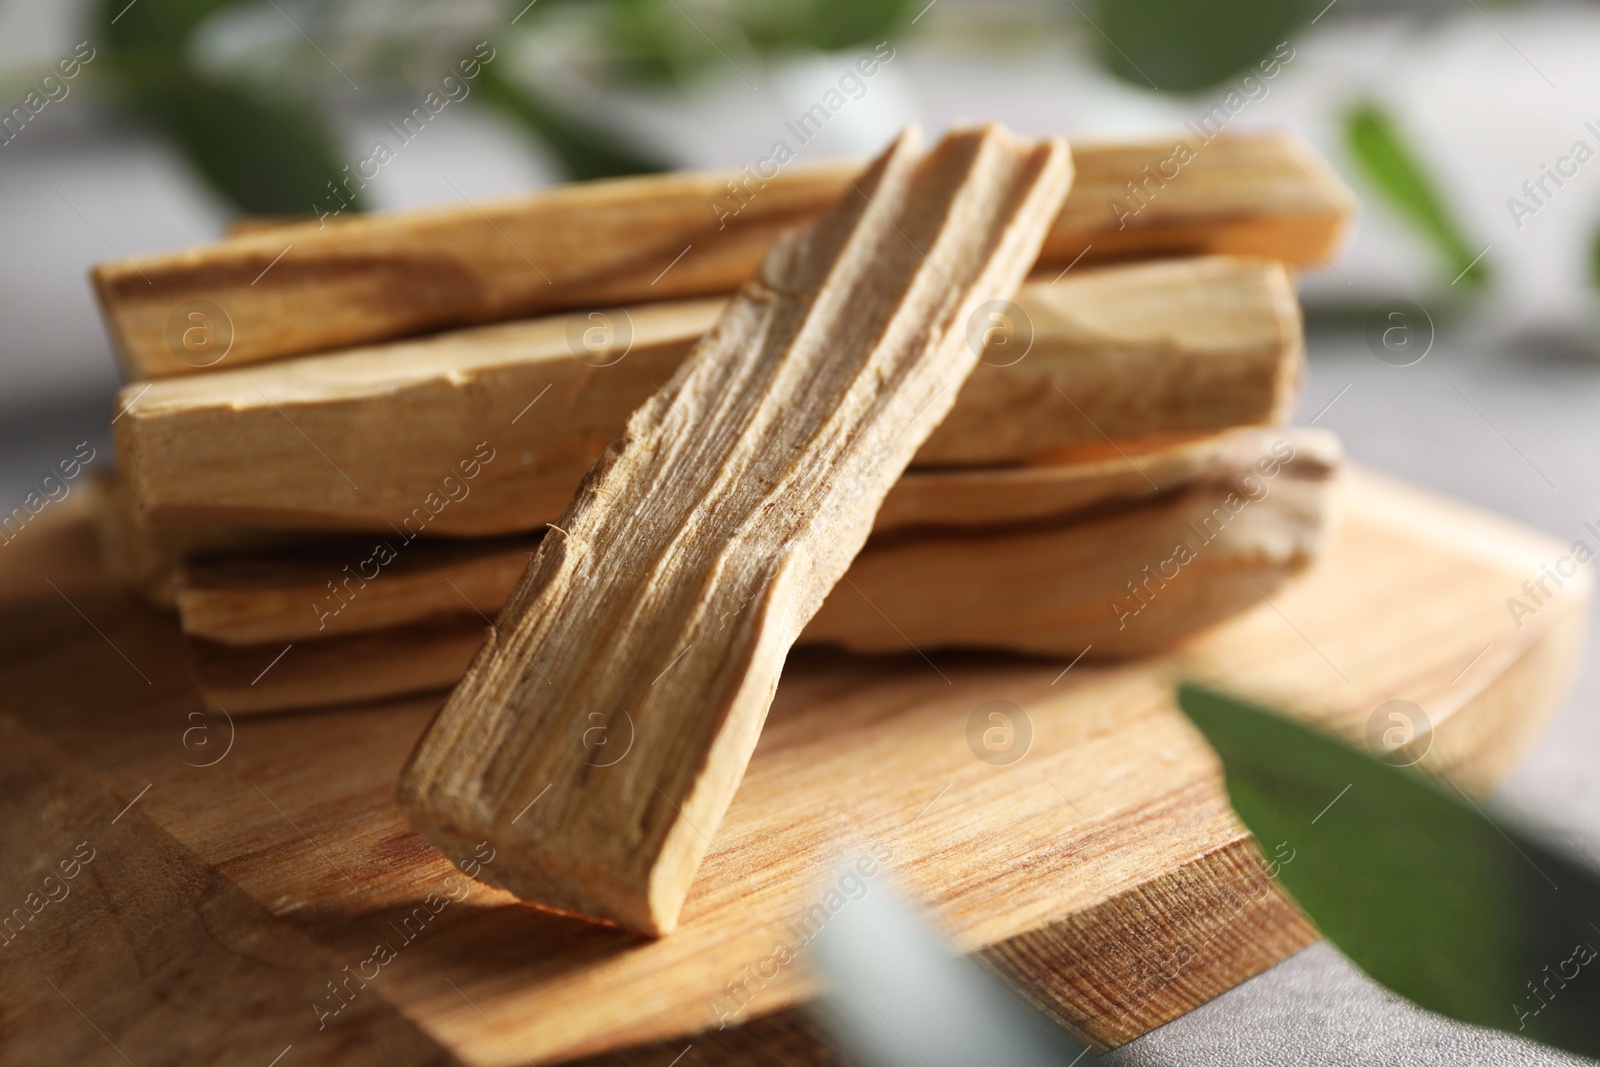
[92,124,1352,935]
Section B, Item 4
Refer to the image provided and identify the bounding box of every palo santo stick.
[807,428,1341,658]
[191,616,493,715]
[92,470,314,609]
[174,428,1313,646]
[90,470,178,606]
[178,535,537,645]
[398,125,1075,936]
[92,132,1349,379]
[917,255,1302,465]
[875,426,1323,531]
[114,256,1301,539]
[182,429,1340,715]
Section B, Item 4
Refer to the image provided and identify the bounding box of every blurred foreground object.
[1180,683,1600,1059]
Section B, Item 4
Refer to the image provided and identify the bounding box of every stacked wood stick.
[93,125,1353,938]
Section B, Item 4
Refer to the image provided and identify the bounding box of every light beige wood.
[184,438,1336,713]
[188,615,492,715]
[919,255,1304,466]
[113,256,1301,539]
[1175,467,1593,795]
[178,535,536,645]
[0,713,451,1067]
[0,469,1582,1064]
[399,125,1075,937]
[113,300,713,539]
[877,425,1318,532]
[91,132,1350,380]
[92,471,309,609]
[1053,132,1352,267]
[806,428,1339,659]
[172,428,1324,648]
[89,470,177,605]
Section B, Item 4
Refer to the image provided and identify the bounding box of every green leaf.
[594,0,730,86]
[1087,0,1315,93]
[145,73,359,216]
[1344,101,1489,288]
[98,0,232,49]
[95,0,357,216]
[1590,223,1600,294]
[477,63,668,182]
[738,0,915,53]
[1177,684,1600,1058]
[570,0,913,87]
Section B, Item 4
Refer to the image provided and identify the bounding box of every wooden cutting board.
[0,468,1586,1066]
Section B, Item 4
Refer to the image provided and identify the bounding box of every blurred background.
[4,0,1600,1061]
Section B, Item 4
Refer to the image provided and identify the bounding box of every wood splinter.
[398,124,1075,936]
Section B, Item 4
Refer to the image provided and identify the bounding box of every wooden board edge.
[979,834,1318,1048]
[1420,581,1588,794]
[538,835,1316,1065]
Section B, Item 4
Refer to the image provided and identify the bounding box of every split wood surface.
[180,534,539,646]
[174,428,1332,647]
[92,132,1351,379]
[0,470,1584,1065]
[804,427,1341,658]
[184,428,1337,713]
[398,125,1075,935]
[112,255,1302,540]
[177,429,1340,715]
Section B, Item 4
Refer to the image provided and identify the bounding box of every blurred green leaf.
[1178,684,1600,1059]
[1087,0,1315,93]
[581,0,913,87]
[90,0,912,211]
[1344,101,1489,288]
[594,0,729,86]
[99,0,230,48]
[738,0,914,53]
[140,74,357,216]
[95,0,359,216]
[477,63,668,181]
[1590,224,1600,295]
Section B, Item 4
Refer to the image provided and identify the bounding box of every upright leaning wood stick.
[398,125,1074,935]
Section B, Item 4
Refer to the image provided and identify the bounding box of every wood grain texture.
[179,534,537,645]
[917,255,1303,466]
[92,132,1350,380]
[399,125,1075,936]
[0,469,1582,1064]
[172,427,1328,648]
[112,255,1301,540]
[877,426,1316,532]
[177,428,1340,715]
[89,469,175,604]
[0,502,449,1065]
[189,614,498,714]
[1047,133,1351,267]
[805,428,1340,659]
[0,715,453,1067]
